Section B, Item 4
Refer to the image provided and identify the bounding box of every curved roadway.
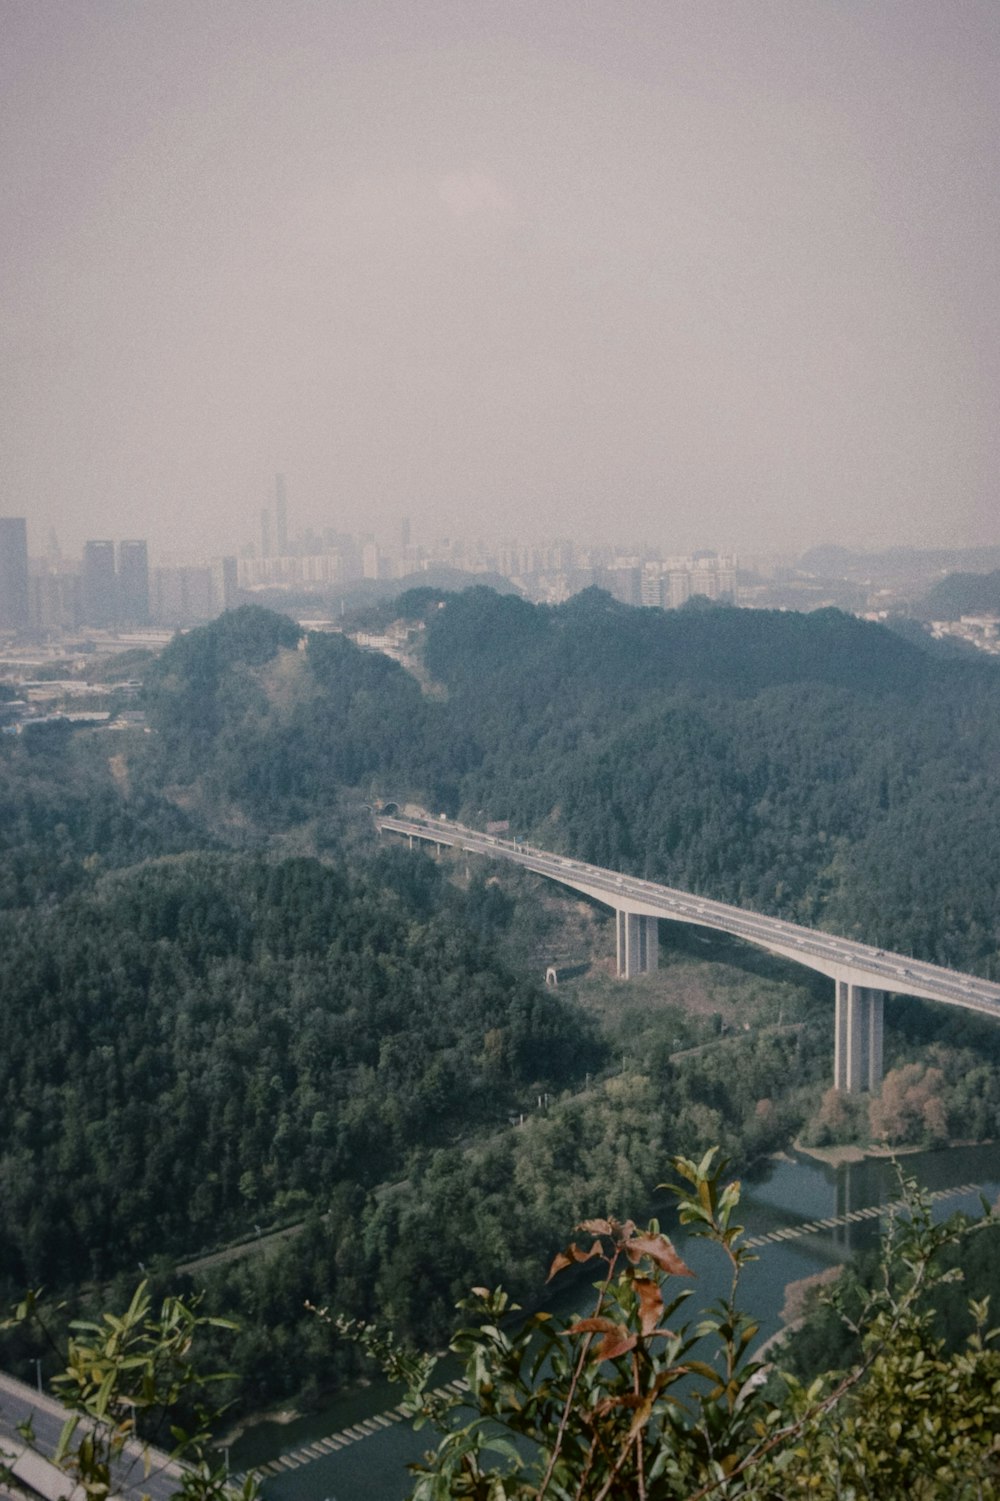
[377,814,1000,1022]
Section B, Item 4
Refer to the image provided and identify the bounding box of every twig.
[538,1249,618,1501]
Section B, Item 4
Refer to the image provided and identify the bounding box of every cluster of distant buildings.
[241,476,738,607]
[239,530,738,609]
[0,517,237,636]
[0,674,146,739]
[930,616,1000,656]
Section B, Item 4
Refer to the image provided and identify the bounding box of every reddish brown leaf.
[546,1238,603,1281]
[633,1276,664,1336]
[547,1251,574,1280]
[577,1218,613,1236]
[595,1330,638,1361]
[624,1233,693,1277]
[566,1317,619,1336]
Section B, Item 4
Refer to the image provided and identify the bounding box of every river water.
[231,1142,999,1501]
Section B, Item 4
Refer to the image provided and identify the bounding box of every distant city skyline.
[5,497,1000,641]
[4,3,999,561]
[0,490,865,570]
[9,503,1000,578]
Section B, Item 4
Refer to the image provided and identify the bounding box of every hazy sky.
[4,1,999,560]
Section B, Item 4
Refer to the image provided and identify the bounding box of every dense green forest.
[3,593,1000,1425]
[141,590,1000,969]
[0,849,594,1288]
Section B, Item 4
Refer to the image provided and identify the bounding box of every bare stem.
[538,1250,618,1501]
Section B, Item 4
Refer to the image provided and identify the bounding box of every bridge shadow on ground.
[659,921,833,996]
[543,879,832,1001]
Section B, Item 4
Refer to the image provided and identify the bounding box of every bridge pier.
[616,911,659,979]
[834,983,884,1093]
[378,821,1000,1086]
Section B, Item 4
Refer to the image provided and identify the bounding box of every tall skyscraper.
[274,473,288,556]
[260,508,272,559]
[0,517,30,629]
[117,540,149,626]
[82,540,117,627]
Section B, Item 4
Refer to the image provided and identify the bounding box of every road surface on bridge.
[377,814,1000,1022]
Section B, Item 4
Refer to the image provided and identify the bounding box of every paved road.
[0,1372,187,1501]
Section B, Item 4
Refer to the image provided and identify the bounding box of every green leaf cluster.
[339,1155,1000,1499]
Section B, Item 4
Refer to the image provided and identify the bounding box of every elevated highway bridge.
[377,813,1000,1094]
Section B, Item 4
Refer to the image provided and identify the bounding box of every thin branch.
[633,1347,646,1501]
[538,1249,617,1501]
[571,1432,600,1501]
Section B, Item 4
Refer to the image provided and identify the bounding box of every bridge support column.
[834,983,884,1093]
[616,912,659,979]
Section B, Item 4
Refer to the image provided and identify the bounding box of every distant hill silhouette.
[799,543,1000,580]
[243,566,521,618]
[424,584,930,698]
[917,570,1000,620]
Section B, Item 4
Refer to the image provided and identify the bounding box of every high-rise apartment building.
[82,540,117,627]
[666,570,692,609]
[117,540,149,626]
[31,572,81,632]
[640,566,666,608]
[0,517,30,629]
[274,473,288,556]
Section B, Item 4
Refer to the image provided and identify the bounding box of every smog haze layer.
[4,0,999,558]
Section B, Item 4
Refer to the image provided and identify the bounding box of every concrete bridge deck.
[377,813,1000,1093]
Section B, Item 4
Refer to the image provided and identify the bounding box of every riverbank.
[217,1406,302,1448]
[752,1266,842,1366]
[792,1135,991,1168]
[779,1265,842,1325]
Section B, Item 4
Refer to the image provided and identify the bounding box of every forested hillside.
[919,567,1000,619]
[0,849,595,1289]
[3,594,1000,1424]
[419,588,1000,968]
[140,592,1000,971]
